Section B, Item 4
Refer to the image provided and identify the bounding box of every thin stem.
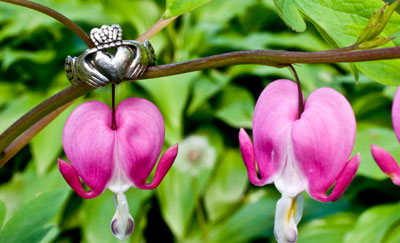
[111,83,117,130]
[0,47,400,157]
[195,199,208,242]
[0,0,94,48]
[288,65,304,118]
[2,47,400,158]
[321,44,360,52]
[139,47,400,80]
[136,16,178,42]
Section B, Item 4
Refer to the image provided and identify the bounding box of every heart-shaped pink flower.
[239,79,360,243]
[371,87,400,186]
[58,98,178,240]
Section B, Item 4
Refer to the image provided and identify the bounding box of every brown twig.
[2,47,400,160]
[288,65,304,118]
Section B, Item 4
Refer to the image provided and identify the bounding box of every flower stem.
[1,47,400,163]
[111,83,117,130]
[288,65,304,118]
[136,16,178,42]
[0,0,94,48]
[140,47,400,80]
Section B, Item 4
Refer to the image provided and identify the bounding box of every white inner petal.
[274,194,304,243]
[111,192,134,241]
[107,133,132,194]
[274,128,307,197]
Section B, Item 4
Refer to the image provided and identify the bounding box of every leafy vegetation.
[0,0,400,242]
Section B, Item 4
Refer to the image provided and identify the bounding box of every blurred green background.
[1,0,400,242]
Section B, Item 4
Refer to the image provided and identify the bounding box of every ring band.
[65,24,156,88]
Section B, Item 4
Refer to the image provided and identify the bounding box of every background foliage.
[0,0,400,242]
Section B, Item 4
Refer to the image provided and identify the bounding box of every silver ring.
[65,24,156,88]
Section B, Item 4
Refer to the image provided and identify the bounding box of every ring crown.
[90,24,123,50]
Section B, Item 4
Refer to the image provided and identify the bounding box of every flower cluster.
[58,80,400,243]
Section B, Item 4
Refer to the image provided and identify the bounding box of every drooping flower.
[58,98,178,240]
[371,87,400,186]
[239,79,360,243]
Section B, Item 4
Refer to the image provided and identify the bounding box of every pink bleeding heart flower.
[239,79,360,243]
[58,98,178,241]
[371,87,400,186]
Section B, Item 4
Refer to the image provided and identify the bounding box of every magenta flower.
[58,98,178,240]
[371,87,400,186]
[239,79,360,243]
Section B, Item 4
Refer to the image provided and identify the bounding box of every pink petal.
[58,159,102,199]
[371,145,400,186]
[291,88,357,201]
[309,154,360,202]
[115,98,173,188]
[62,101,115,195]
[239,128,268,186]
[137,144,178,189]
[252,79,300,183]
[392,87,400,142]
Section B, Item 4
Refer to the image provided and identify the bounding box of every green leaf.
[298,213,358,243]
[0,166,67,222]
[164,0,212,19]
[344,203,400,243]
[0,48,55,70]
[0,201,6,229]
[208,197,276,242]
[214,85,255,129]
[188,71,230,115]
[353,127,400,180]
[0,94,42,134]
[350,63,360,83]
[0,0,109,40]
[157,168,198,238]
[211,32,330,51]
[31,103,77,175]
[273,0,306,32]
[356,61,400,86]
[281,0,400,85]
[0,82,25,107]
[204,149,248,222]
[0,188,69,243]
[385,222,400,243]
[157,134,218,238]
[137,72,197,143]
[81,189,152,243]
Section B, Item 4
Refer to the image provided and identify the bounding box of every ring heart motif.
[65,24,156,88]
[94,46,133,84]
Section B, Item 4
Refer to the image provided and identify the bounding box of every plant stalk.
[111,83,117,130]
[288,65,304,118]
[2,46,400,160]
